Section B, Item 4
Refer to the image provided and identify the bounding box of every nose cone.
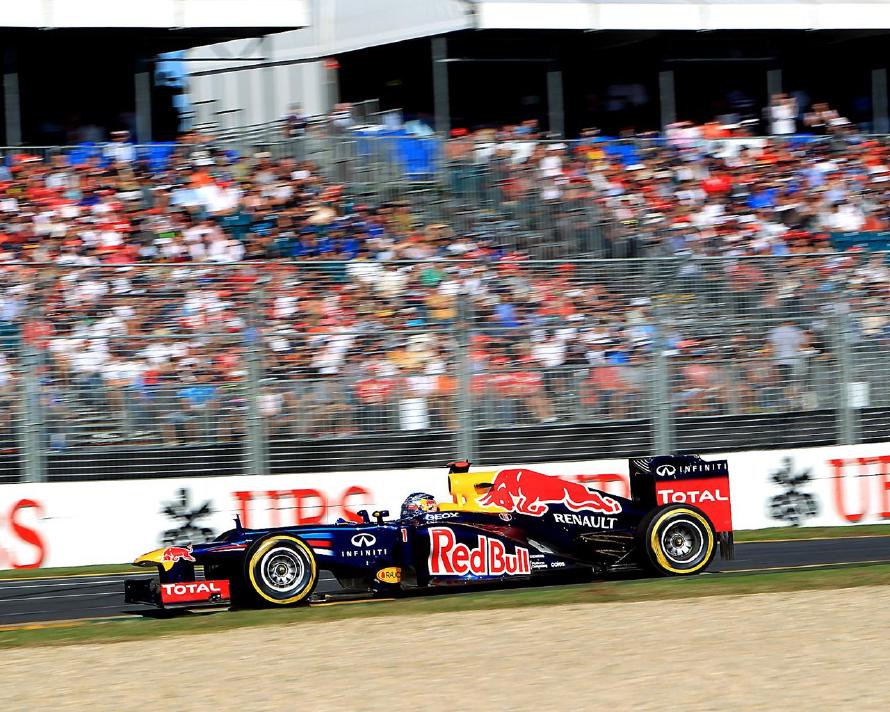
[133,547,175,572]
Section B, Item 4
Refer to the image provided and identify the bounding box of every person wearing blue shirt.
[161,372,218,445]
[748,188,777,210]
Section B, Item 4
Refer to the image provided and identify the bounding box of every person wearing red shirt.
[354,367,396,432]
[583,361,630,419]
[489,357,554,425]
[702,173,731,196]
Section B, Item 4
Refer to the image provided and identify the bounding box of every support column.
[766,68,783,99]
[872,68,888,134]
[263,35,276,134]
[324,59,340,113]
[134,60,153,143]
[4,48,21,146]
[245,283,269,477]
[432,37,450,136]
[547,68,565,138]
[454,292,477,463]
[833,312,860,445]
[659,70,676,130]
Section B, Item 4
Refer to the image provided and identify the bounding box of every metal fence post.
[647,259,674,455]
[651,328,674,456]
[244,281,269,476]
[454,292,477,463]
[832,311,859,445]
[20,338,46,482]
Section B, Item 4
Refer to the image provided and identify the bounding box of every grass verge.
[2,562,890,649]
[0,564,133,580]
[735,524,890,542]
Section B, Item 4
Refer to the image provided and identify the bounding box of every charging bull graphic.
[162,546,196,563]
[478,469,622,516]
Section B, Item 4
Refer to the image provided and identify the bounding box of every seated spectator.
[675,352,726,415]
[583,361,632,420]
[160,371,219,445]
[353,365,397,432]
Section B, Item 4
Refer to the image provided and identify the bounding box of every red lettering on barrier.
[576,474,630,499]
[265,490,283,528]
[10,499,45,569]
[338,486,370,523]
[232,487,373,528]
[830,458,871,523]
[233,491,253,529]
[290,489,326,524]
[874,456,890,520]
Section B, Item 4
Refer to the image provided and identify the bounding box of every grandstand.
[1,130,889,484]
[0,2,887,486]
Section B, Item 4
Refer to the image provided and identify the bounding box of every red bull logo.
[428,528,530,577]
[478,468,622,516]
[161,546,196,563]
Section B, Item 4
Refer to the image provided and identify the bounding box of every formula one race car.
[125,454,734,609]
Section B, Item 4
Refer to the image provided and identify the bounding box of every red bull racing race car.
[125,454,734,609]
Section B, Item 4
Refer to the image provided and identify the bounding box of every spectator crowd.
[0,123,886,449]
[445,104,890,259]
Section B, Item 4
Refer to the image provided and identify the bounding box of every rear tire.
[243,535,318,606]
[639,504,716,576]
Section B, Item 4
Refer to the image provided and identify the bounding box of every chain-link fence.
[0,255,886,482]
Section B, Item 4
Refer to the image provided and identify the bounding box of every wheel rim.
[660,519,705,565]
[260,547,306,593]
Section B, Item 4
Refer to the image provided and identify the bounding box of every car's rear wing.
[629,455,734,559]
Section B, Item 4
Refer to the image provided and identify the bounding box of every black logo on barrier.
[161,488,216,545]
[767,457,819,526]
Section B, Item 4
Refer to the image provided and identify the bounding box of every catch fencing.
[0,254,887,483]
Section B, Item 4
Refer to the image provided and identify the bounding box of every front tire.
[244,535,318,606]
[640,504,716,576]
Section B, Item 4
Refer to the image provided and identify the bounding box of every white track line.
[0,572,132,583]
[0,580,131,591]
[0,604,130,620]
[736,534,890,544]
[717,559,890,573]
[1,591,122,603]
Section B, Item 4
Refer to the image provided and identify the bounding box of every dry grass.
[3,586,889,711]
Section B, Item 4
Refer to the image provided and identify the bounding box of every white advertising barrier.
[0,470,448,569]
[0,442,888,569]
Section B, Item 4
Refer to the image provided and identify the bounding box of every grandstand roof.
[0,0,308,30]
[190,0,890,67]
[474,0,890,31]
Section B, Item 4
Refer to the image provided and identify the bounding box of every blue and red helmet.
[401,492,438,519]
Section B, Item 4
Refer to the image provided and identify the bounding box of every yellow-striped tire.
[244,535,318,606]
[640,505,716,576]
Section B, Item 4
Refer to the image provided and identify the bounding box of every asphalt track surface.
[1,536,888,627]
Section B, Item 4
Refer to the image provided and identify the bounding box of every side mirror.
[356,509,372,524]
[372,510,389,524]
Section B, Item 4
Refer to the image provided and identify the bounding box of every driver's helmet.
[401,492,438,519]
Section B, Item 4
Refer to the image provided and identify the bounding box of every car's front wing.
[124,576,232,609]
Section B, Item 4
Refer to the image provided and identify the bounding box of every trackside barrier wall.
[0,441,888,569]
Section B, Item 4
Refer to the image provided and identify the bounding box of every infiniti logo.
[655,465,676,477]
[351,533,377,547]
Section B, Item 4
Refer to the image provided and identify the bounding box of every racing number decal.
[649,507,714,575]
